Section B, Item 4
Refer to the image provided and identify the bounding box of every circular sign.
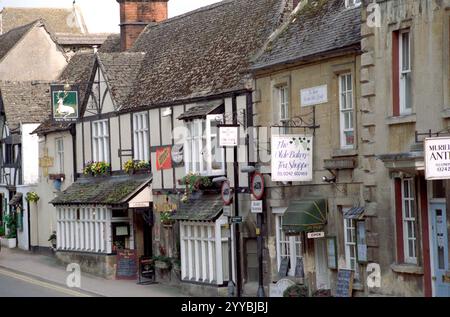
[251,172,265,200]
[221,180,233,205]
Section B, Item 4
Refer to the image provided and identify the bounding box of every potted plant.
[48,231,57,249]
[25,191,40,203]
[83,161,111,177]
[124,159,151,174]
[160,211,175,228]
[1,213,17,249]
[283,284,309,297]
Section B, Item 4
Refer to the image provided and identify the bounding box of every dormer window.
[345,0,361,8]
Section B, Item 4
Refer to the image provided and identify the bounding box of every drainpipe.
[70,124,77,182]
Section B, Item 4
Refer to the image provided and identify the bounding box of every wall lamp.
[322,169,337,183]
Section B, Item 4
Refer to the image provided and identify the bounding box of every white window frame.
[179,219,228,285]
[184,114,225,176]
[92,120,109,163]
[339,73,355,149]
[133,112,149,162]
[401,178,417,264]
[56,138,64,174]
[343,213,359,279]
[278,85,289,134]
[275,215,303,277]
[399,29,412,114]
[345,0,361,8]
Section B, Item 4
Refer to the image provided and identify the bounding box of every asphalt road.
[0,268,92,297]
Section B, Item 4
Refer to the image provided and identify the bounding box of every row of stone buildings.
[0,0,449,297]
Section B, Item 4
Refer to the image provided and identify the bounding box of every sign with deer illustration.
[51,84,79,122]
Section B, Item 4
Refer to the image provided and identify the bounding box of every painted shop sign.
[425,137,450,180]
[271,135,313,182]
[300,85,328,107]
[51,84,79,122]
[156,146,172,170]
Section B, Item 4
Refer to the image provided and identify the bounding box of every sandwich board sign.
[51,84,79,122]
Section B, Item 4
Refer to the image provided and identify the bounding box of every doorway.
[429,202,450,297]
[314,238,330,290]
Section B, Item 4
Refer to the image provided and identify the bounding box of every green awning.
[282,199,328,234]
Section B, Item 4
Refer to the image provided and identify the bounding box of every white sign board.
[219,126,239,147]
[301,85,328,107]
[251,200,263,214]
[307,231,325,239]
[271,135,313,182]
[223,205,232,217]
[425,137,450,180]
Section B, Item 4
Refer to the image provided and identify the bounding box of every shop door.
[314,239,330,290]
[430,203,450,297]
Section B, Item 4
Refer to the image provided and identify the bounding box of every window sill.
[390,263,423,275]
[386,114,416,126]
[331,148,358,158]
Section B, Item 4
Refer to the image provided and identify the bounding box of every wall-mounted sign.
[156,146,172,170]
[223,205,232,217]
[129,202,150,208]
[300,85,328,107]
[230,216,243,224]
[116,225,130,236]
[251,200,263,214]
[51,84,79,122]
[219,125,239,147]
[221,180,233,205]
[307,231,325,239]
[335,269,354,297]
[425,137,450,180]
[171,144,184,167]
[271,135,313,182]
[251,172,265,200]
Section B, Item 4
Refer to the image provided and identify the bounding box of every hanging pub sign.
[218,125,239,147]
[250,172,265,200]
[221,180,233,205]
[271,135,313,182]
[425,137,450,180]
[51,84,79,122]
[156,146,172,170]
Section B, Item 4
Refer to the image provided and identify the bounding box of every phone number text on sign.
[271,135,313,182]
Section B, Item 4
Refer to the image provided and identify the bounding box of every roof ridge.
[2,6,72,11]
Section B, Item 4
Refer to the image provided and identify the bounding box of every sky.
[0,0,222,33]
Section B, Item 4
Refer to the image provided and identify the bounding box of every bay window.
[92,120,109,163]
[184,114,225,176]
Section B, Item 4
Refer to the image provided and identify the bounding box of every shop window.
[276,215,303,277]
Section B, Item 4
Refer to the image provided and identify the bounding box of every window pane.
[402,33,410,71]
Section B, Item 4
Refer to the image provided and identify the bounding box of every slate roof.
[123,0,283,111]
[0,20,35,62]
[97,52,146,109]
[0,80,52,132]
[251,0,361,70]
[177,101,224,121]
[51,174,152,205]
[0,7,87,35]
[32,51,96,135]
[172,194,223,222]
[98,34,121,53]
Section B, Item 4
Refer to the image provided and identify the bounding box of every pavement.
[0,247,185,297]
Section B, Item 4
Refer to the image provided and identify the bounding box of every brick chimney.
[117,0,168,51]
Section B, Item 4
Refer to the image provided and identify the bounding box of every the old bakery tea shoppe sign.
[271,135,313,182]
[425,137,450,180]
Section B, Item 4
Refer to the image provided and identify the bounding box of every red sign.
[156,146,172,170]
[251,172,265,200]
[221,180,233,205]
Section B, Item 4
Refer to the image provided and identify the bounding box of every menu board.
[138,256,155,284]
[335,269,354,297]
[294,258,304,278]
[278,257,289,278]
[116,249,138,280]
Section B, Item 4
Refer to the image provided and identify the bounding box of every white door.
[314,238,330,289]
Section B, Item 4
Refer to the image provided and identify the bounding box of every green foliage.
[26,191,40,203]
[152,255,173,270]
[283,284,309,297]
[160,211,174,225]
[0,225,5,237]
[83,161,111,176]
[4,213,17,239]
[181,172,212,193]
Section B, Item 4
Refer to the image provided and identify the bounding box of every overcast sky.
[0,0,222,33]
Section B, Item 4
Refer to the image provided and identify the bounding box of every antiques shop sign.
[271,135,313,182]
[425,137,450,180]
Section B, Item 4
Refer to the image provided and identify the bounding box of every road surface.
[0,268,92,297]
